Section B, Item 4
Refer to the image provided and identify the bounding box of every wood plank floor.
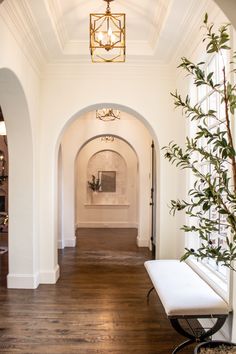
[0,228,196,353]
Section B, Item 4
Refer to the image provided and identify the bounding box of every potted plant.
[87,174,101,192]
[195,340,236,353]
[163,13,236,352]
[163,13,236,270]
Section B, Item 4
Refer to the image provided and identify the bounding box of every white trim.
[186,259,230,305]
[64,237,76,247]
[1,0,46,74]
[39,264,60,284]
[77,222,138,228]
[57,239,64,249]
[7,272,40,289]
[136,235,149,248]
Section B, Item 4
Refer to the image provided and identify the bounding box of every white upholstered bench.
[144,260,229,353]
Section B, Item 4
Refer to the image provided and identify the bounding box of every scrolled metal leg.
[169,316,227,353]
[146,286,154,304]
[170,318,196,340]
[199,316,227,341]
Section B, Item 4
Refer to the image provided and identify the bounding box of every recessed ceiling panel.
[6,0,212,64]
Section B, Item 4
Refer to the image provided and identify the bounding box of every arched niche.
[75,137,138,229]
[87,149,127,203]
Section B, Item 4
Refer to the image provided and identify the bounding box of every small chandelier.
[101,135,114,142]
[90,0,126,63]
[96,108,120,121]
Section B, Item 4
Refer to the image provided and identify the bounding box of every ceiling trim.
[42,61,174,79]
[0,0,223,69]
[0,0,48,73]
[171,0,221,67]
[46,0,68,50]
[149,0,173,49]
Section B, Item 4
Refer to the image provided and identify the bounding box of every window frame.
[185,50,233,303]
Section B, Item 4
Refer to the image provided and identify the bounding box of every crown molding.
[1,0,220,73]
[42,60,173,79]
[46,0,68,50]
[0,0,48,75]
[149,0,173,49]
[0,0,48,74]
[170,0,221,69]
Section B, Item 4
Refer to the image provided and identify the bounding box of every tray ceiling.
[2,0,213,64]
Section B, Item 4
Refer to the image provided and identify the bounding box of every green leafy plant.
[87,174,101,192]
[163,14,236,270]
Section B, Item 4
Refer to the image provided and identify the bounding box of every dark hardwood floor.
[0,228,195,353]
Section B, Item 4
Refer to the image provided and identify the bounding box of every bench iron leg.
[199,316,227,341]
[146,286,154,304]
[170,316,227,354]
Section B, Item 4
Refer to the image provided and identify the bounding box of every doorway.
[0,68,35,289]
[57,108,159,257]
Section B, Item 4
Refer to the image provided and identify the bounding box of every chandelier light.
[96,108,120,121]
[90,0,126,63]
[101,135,114,142]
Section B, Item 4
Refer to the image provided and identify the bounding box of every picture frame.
[98,171,116,192]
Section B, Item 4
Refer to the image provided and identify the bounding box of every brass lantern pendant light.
[90,0,126,63]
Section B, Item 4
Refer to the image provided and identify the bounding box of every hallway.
[0,229,192,353]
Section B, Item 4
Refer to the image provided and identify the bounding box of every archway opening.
[0,69,35,289]
[56,106,160,265]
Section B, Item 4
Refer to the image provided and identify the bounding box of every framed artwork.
[98,171,116,192]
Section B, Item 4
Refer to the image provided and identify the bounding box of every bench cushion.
[144,260,229,317]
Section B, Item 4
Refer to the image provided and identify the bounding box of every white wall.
[40,56,186,262]
[76,137,138,228]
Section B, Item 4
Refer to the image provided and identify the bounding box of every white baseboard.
[58,239,64,249]
[77,222,138,228]
[136,236,150,247]
[7,272,40,289]
[39,264,60,284]
[64,237,76,247]
[58,236,76,248]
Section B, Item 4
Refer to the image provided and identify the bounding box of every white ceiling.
[2,0,214,65]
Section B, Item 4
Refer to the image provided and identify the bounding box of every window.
[187,51,231,292]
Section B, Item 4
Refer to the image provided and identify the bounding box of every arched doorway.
[56,106,160,262]
[0,69,36,288]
